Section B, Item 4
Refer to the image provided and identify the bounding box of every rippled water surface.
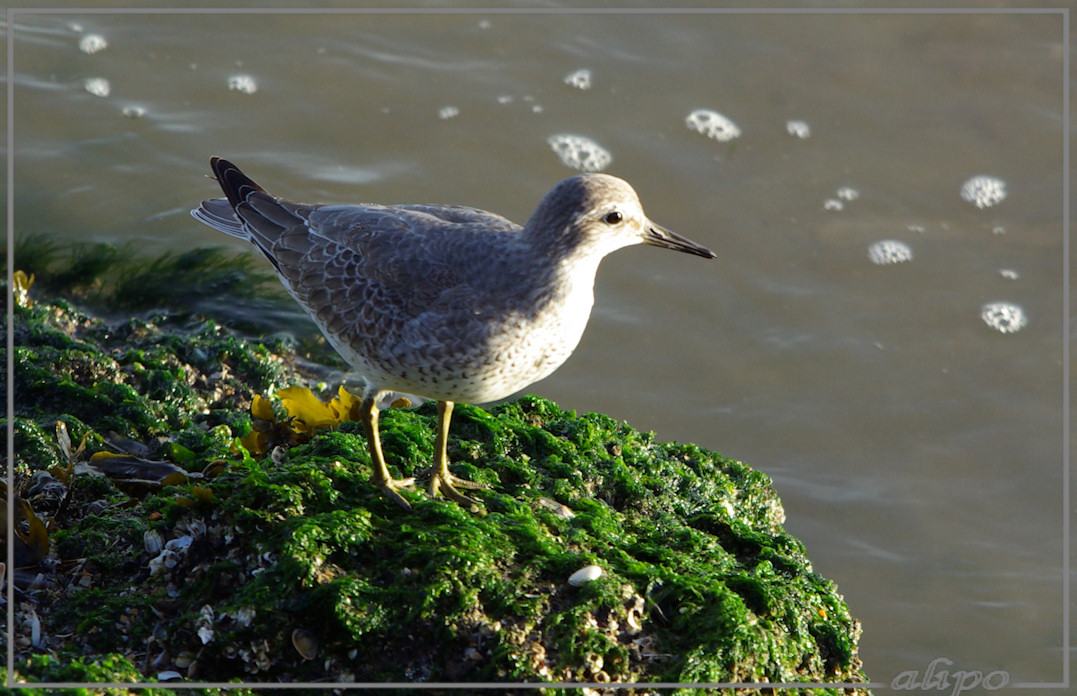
[10,7,1068,686]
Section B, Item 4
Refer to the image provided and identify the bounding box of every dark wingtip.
[208,156,267,209]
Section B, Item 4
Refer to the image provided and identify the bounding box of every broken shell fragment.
[568,564,604,587]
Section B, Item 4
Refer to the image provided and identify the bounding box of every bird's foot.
[376,475,417,510]
[426,470,488,507]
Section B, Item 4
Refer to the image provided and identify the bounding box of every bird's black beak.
[643,222,716,259]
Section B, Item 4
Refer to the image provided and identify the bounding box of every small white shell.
[196,605,215,645]
[143,529,164,555]
[292,628,319,660]
[568,564,604,587]
[29,608,42,648]
[537,497,575,518]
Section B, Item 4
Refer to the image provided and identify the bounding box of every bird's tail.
[190,157,270,240]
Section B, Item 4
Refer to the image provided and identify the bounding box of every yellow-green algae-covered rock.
[11,288,870,694]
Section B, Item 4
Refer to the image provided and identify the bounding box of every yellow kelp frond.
[328,385,363,423]
[243,386,368,458]
[242,394,298,456]
[250,393,275,422]
[278,385,340,435]
[14,269,35,308]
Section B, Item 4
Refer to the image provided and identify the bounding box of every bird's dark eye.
[602,211,623,225]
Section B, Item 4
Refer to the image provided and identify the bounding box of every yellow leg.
[427,400,488,506]
[359,393,415,510]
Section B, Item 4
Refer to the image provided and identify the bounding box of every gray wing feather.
[191,158,532,367]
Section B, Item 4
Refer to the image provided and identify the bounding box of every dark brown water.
[10,7,1068,686]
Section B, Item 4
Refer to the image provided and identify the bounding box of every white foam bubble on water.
[786,120,810,138]
[122,105,146,119]
[78,34,108,54]
[981,301,1026,334]
[547,134,612,172]
[836,187,859,201]
[438,105,460,120]
[685,109,741,142]
[998,269,1020,280]
[564,69,593,90]
[868,240,913,265]
[83,77,110,97]
[961,175,1007,209]
[823,199,844,211]
[228,74,258,94]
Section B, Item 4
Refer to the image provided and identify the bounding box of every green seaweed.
[10,264,870,693]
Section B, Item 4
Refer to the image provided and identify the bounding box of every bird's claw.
[427,470,487,507]
[377,476,417,510]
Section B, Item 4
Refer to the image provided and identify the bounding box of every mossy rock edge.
[10,295,871,694]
